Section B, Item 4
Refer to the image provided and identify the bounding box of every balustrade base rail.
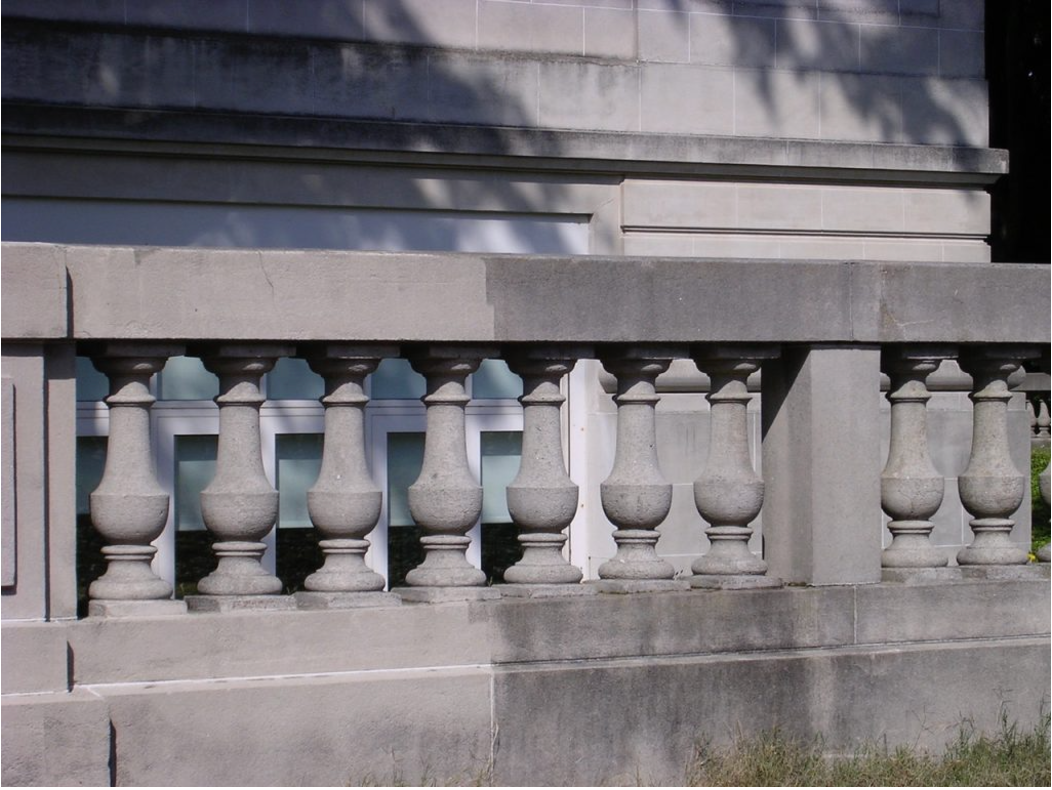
[2,580,1049,786]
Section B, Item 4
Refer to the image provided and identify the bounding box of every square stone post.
[761,345,883,585]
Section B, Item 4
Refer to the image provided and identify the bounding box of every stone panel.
[640,63,735,135]
[100,670,493,786]
[776,18,860,71]
[0,622,69,694]
[690,13,777,68]
[362,0,477,49]
[638,9,689,62]
[938,29,985,78]
[538,60,639,132]
[900,76,988,146]
[734,68,822,138]
[584,7,636,59]
[820,73,903,142]
[860,24,938,75]
[428,53,540,126]
[478,1,583,56]
[1,691,111,788]
[248,0,366,39]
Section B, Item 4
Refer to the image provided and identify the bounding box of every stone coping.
[2,243,1048,346]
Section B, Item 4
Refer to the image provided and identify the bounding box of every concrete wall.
[3,0,987,145]
[2,581,1049,786]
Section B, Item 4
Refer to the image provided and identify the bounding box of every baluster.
[1037,398,1051,440]
[190,344,295,611]
[956,348,1030,569]
[399,346,500,602]
[690,346,781,589]
[879,348,952,575]
[296,345,401,609]
[88,343,186,616]
[501,347,594,596]
[1026,398,1037,439]
[595,346,688,592]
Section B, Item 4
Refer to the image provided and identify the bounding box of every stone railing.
[2,243,1050,620]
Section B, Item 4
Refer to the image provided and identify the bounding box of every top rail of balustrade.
[2,243,1049,347]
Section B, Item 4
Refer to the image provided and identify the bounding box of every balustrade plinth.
[689,348,781,590]
[87,344,187,616]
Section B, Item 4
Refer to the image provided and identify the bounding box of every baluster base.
[304,539,386,592]
[405,535,487,588]
[882,521,949,568]
[1038,545,1051,563]
[185,595,296,613]
[956,519,1029,565]
[882,566,963,584]
[88,545,173,601]
[88,599,187,618]
[295,591,403,609]
[691,528,768,577]
[497,583,597,598]
[689,575,783,590]
[504,533,583,585]
[598,529,676,581]
[197,541,283,596]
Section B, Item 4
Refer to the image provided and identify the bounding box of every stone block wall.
[3,0,987,144]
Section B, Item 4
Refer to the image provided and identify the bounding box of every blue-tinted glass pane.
[158,356,219,401]
[267,358,324,401]
[371,359,425,400]
[481,432,521,524]
[276,434,323,528]
[175,435,217,531]
[75,357,109,402]
[387,432,425,527]
[76,436,107,515]
[472,360,523,400]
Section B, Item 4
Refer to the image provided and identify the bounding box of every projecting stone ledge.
[3,243,1048,348]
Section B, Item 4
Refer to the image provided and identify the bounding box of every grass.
[1032,445,1051,557]
[685,711,1051,787]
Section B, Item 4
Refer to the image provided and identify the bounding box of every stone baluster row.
[880,346,1041,576]
[84,342,1045,615]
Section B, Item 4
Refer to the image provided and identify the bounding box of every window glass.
[75,357,109,402]
[480,431,522,524]
[276,434,323,528]
[387,432,425,527]
[158,357,219,401]
[174,435,217,530]
[371,359,426,400]
[267,358,323,401]
[472,360,523,400]
[75,436,107,515]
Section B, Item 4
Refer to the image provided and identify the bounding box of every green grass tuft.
[685,712,1051,787]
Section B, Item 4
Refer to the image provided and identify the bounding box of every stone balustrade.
[1,244,1049,619]
[72,340,1048,614]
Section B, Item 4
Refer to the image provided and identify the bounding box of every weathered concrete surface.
[3,244,1049,346]
[0,245,67,340]
[763,346,884,585]
[491,638,1049,785]
[0,690,110,787]
[3,581,1049,786]
[0,622,69,694]
[99,670,494,787]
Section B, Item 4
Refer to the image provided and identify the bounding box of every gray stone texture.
[762,346,884,585]
[7,245,1044,346]
[1,691,111,787]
